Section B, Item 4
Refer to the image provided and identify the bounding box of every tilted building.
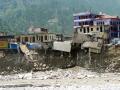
[73,12,120,42]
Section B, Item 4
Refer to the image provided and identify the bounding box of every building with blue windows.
[73,12,120,40]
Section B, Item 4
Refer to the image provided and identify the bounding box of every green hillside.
[0,0,120,34]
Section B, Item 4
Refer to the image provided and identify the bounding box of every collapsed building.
[73,11,120,53]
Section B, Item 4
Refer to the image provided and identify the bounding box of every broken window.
[91,28,93,31]
[25,37,28,42]
[41,36,43,42]
[33,36,35,42]
[100,26,102,32]
[80,28,82,32]
[83,27,86,33]
[97,27,99,31]
[45,35,47,40]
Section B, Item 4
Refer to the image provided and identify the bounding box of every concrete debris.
[0,72,32,80]
[0,67,97,81]
[53,41,72,52]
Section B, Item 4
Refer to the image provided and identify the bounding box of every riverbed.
[0,66,120,90]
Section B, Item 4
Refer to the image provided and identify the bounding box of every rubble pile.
[0,54,34,75]
[0,51,76,75]
[0,47,120,75]
[105,57,120,72]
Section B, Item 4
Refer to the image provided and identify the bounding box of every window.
[74,16,78,20]
[100,26,102,32]
[51,36,53,40]
[39,36,41,40]
[45,35,47,40]
[97,22,99,25]
[90,21,93,25]
[33,37,35,42]
[83,27,86,33]
[17,37,20,42]
[117,22,119,24]
[102,22,104,25]
[25,37,28,42]
[74,22,77,26]
[83,22,85,25]
[110,21,113,25]
[41,36,43,42]
[97,27,99,31]
[111,27,113,30]
[80,28,82,32]
[114,27,117,31]
[85,22,87,25]
[91,28,93,31]
[49,36,51,40]
[36,35,38,40]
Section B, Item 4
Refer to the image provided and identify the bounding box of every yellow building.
[75,25,109,40]
[0,41,8,49]
[17,32,56,43]
[35,32,56,43]
[16,34,35,43]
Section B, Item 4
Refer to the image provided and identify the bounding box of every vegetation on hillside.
[0,0,120,34]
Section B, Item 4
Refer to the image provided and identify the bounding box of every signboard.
[0,41,8,48]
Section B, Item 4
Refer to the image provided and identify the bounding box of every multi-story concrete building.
[0,32,7,36]
[35,32,56,43]
[16,27,56,43]
[73,12,120,41]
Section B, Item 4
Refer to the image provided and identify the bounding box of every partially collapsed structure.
[16,27,56,44]
[73,11,120,42]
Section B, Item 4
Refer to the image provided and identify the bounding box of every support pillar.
[89,48,91,66]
